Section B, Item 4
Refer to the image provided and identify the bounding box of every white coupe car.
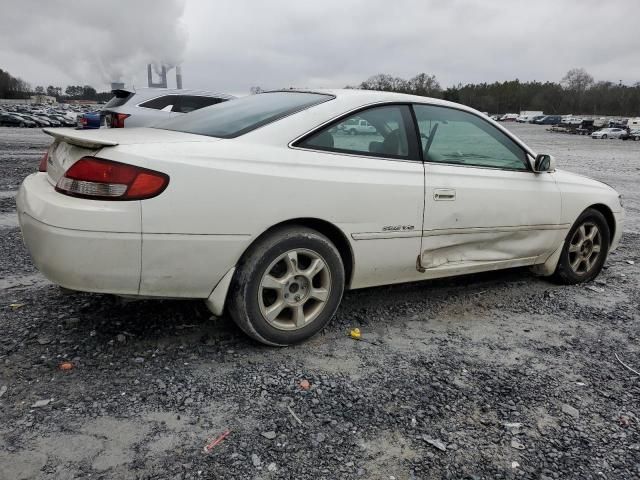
[17,90,624,345]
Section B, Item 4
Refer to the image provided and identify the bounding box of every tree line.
[3,66,640,115]
[1,68,111,101]
[349,69,640,117]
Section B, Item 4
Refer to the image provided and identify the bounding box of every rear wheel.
[553,208,610,284]
[227,226,345,346]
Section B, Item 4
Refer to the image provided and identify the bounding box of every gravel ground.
[0,125,638,480]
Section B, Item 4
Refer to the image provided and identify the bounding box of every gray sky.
[1,0,639,95]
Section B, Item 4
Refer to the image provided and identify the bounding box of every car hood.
[43,127,220,149]
[554,168,619,195]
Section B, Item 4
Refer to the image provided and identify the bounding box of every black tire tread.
[552,208,610,285]
[227,225,344,346]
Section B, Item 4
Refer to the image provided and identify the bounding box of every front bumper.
[16,173,142,295]
[611,210,624,251]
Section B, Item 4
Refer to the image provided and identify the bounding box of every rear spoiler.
[43,128,119,149]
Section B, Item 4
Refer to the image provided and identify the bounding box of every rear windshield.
[104,90,134,108]
[153,91,333,138]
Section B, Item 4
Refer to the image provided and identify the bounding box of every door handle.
[433,189,456,201]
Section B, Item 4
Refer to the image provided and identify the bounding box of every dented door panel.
[422,163,562,271]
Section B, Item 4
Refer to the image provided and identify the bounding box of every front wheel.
[601,134,608,139]
[552,208,610,284]
[227,226,345,346]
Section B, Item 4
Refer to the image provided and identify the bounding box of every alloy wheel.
[568,222,602,275]
[258,249,332,331]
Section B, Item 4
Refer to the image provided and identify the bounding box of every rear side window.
[154,92,333,138]
[104,90,134,108]
[139,95,180,111]
[297,105,416,160]
[174,95,225,113]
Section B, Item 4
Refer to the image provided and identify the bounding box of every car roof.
[117,88,235,101]
[270,88,484,114]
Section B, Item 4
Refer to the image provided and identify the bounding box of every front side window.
[414,104,528,170]
[298,105,414,160]
[155,92,332,138]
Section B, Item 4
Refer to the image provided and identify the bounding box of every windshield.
[154,91,333,138]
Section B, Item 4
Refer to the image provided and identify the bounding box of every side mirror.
[533,154,556,173]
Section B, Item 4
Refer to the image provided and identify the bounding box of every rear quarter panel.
[101,140,425,296]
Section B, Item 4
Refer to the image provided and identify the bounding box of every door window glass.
[139,95,180,110]
[298,105,413,159]
[414,104,528,170]
[173,95,225,113]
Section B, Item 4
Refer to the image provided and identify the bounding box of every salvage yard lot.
[0,125,638,479]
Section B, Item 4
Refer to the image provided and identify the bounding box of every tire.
[601,134,607,139]
[552,208,610,285]
[227,226,345,346]
[634,136,640,141]
[19,122,25,128]
[349,129,357,136]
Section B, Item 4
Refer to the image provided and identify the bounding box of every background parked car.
[626,129,640,141]
[77,111,104,129]
[0,113,36,127]
[534,115,562,125]
[499,113,519,121]
[608,118,628,129]
[50,114,76,127]
[101,88,235,128]
[591,127,626,139]
[337,117,377,134]
[11,113,48,127]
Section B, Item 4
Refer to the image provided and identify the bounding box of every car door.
[294,104,425,288]
[413,103,563,275]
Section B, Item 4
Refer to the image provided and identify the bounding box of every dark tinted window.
[155,92,333,138]
[174,95,225,113]
[139,95,179,111]
[104,90,134,108]
[298,105,414,160]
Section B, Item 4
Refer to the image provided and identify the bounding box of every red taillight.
[55,157,169,200]
[38,150,49,172]
[111,113,130,128]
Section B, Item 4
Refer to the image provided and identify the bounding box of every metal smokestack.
[176,65,183,89]
[147,63,169,88]
[160,65,167,88]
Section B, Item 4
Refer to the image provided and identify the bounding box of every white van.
[628,117,640,129]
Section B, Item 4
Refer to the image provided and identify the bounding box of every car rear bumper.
[16,173,142,295]
[17,173,250,299]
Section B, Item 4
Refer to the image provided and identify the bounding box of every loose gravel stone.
[1,125,639,479]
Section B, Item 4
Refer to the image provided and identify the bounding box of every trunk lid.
[43,127,220,185]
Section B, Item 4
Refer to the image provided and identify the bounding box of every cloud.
[1,0,639,93]
[0,0,187,85]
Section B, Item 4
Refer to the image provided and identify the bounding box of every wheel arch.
[587,203,615,244]
[245,217,355,289]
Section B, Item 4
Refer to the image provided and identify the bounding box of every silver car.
[591,128,626,139]
[103,88,235,128]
